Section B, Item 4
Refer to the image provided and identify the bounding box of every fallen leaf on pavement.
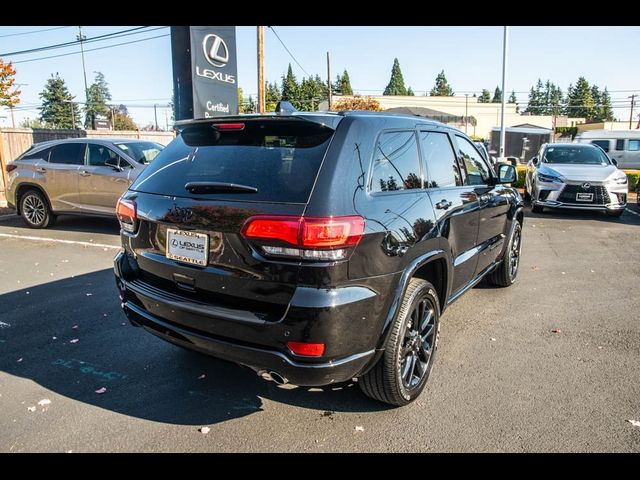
[629,420,640,427]
[69,339,79,343]
[199,427,210,434]
[561,272,566,275]
[355,426,364,432]
[490,338,497,342]
[95,387,107,394]
[38,399,51,407]
[27,406,36,412]
[551,329,562,334]
[531,266,539,271]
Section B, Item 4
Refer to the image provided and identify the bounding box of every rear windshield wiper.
[184,182,258,194]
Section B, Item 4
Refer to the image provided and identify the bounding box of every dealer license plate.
[576,193,593,202]
[166,229,209,266]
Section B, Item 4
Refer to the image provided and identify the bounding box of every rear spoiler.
[174,111,343,131]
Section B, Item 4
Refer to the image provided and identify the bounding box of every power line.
[12,33,170,65]
[267,26,310,77]
[0,26,156,57]
[0,26,72,38]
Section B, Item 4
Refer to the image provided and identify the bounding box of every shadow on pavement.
[0,214,120,236]
[522,201,640,226]
[0,269,388,427]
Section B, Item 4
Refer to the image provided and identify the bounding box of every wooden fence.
[0,128,175,203]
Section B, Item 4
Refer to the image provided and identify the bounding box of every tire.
[19,189,56,228]
[487,220,522,287]
[531,203,544,214]
[606,209,624,218]
[359,278,440,407]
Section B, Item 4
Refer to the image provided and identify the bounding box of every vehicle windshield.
[115,142,164,164]
[542,146,610,165]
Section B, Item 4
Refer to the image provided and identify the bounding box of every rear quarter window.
[129,120,334,203]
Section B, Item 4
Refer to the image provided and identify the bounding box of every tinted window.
[49,143,85,165]
[371,131,421,192]
[543,146,610,165]
[615,139,625,151]
[628,140,640,152]
[130,120,334,203]
[456,136,490,185]
[115,142,163,164]
[87,143,120,167]
[20,147,50,161]
[420,131,460,188]
[591,140,609,152]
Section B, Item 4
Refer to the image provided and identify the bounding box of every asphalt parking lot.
[0,204,639,452]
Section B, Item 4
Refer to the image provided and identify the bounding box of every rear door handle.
[435,199,452,210]
[79,170,91,176]
[35,167,46,173]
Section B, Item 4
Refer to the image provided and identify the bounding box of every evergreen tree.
[281,64,299,102]
[39,73,80,129]
[0,59,20,108]
[333,69,353,96]
[524,79,544,115]
[591,85,602,121]
[600,88,614,121]
[508,90,518,112]
[549,83,564,117]
[566,76,595,120]
[478,89,491,103]
[383,58,408,96]
[298,75,328,111]
[265,81,281,112]
[491,86,502,103]
[246,95,256,114]
[84,71,111,128]
[429,70,454,96]
[407,87,415,96]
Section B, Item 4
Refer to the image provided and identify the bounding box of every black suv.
[114,111,523,406]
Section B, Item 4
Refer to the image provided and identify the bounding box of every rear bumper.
[114,251,389,386]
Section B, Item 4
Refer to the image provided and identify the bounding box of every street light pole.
[629,95,636,130]
[77,26,89,127]
[499,26,509,160]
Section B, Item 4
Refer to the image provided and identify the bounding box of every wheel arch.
[15,183,53,216]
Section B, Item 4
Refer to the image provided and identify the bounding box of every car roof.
[29,137,160,150]
[544,143,598,149]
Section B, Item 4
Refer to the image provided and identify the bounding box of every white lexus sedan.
[524,143,628,217]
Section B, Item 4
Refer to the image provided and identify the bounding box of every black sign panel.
[190,26,238,118]
[171,26,239,121]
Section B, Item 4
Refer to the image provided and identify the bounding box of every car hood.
[539,163,620,182]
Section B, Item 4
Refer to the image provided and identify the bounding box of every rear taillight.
[241,215,364,261]
[5,164,17,173]
[116,198,137,233]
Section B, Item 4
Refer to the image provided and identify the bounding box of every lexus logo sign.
[202,34,229,68]
[581,182,591,190]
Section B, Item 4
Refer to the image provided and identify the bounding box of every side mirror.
[531,157,539,166]
[611,158,618,167]
[497,164,517,184]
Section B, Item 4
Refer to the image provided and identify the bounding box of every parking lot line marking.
[0,232,120,250]
[625,208,640,217]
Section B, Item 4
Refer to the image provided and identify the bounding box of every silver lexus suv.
[5,138,164,228]
[524,143,628,217]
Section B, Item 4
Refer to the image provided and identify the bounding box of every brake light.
[116,198,137,233]
[213,122,245,131]
[287,341,325,357]
[5,164,17,173]
[241,215,364,260]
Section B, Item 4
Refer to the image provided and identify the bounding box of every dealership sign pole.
[171,26,239,121]
[499,26,509,160]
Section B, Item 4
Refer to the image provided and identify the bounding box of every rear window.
[115,141,163,164]
[130,120,334,203]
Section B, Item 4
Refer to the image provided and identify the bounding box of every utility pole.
[154,104,158,131]
[326,52,332,111]
[165,109,169,131]
[77,26,90,127]
[629,95,636,129]
[10,107,15,128]
[257,26,265,113]
[464,94,469,134]
[499,26,509,160]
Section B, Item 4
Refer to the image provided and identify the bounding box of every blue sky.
[1,26,639,127]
